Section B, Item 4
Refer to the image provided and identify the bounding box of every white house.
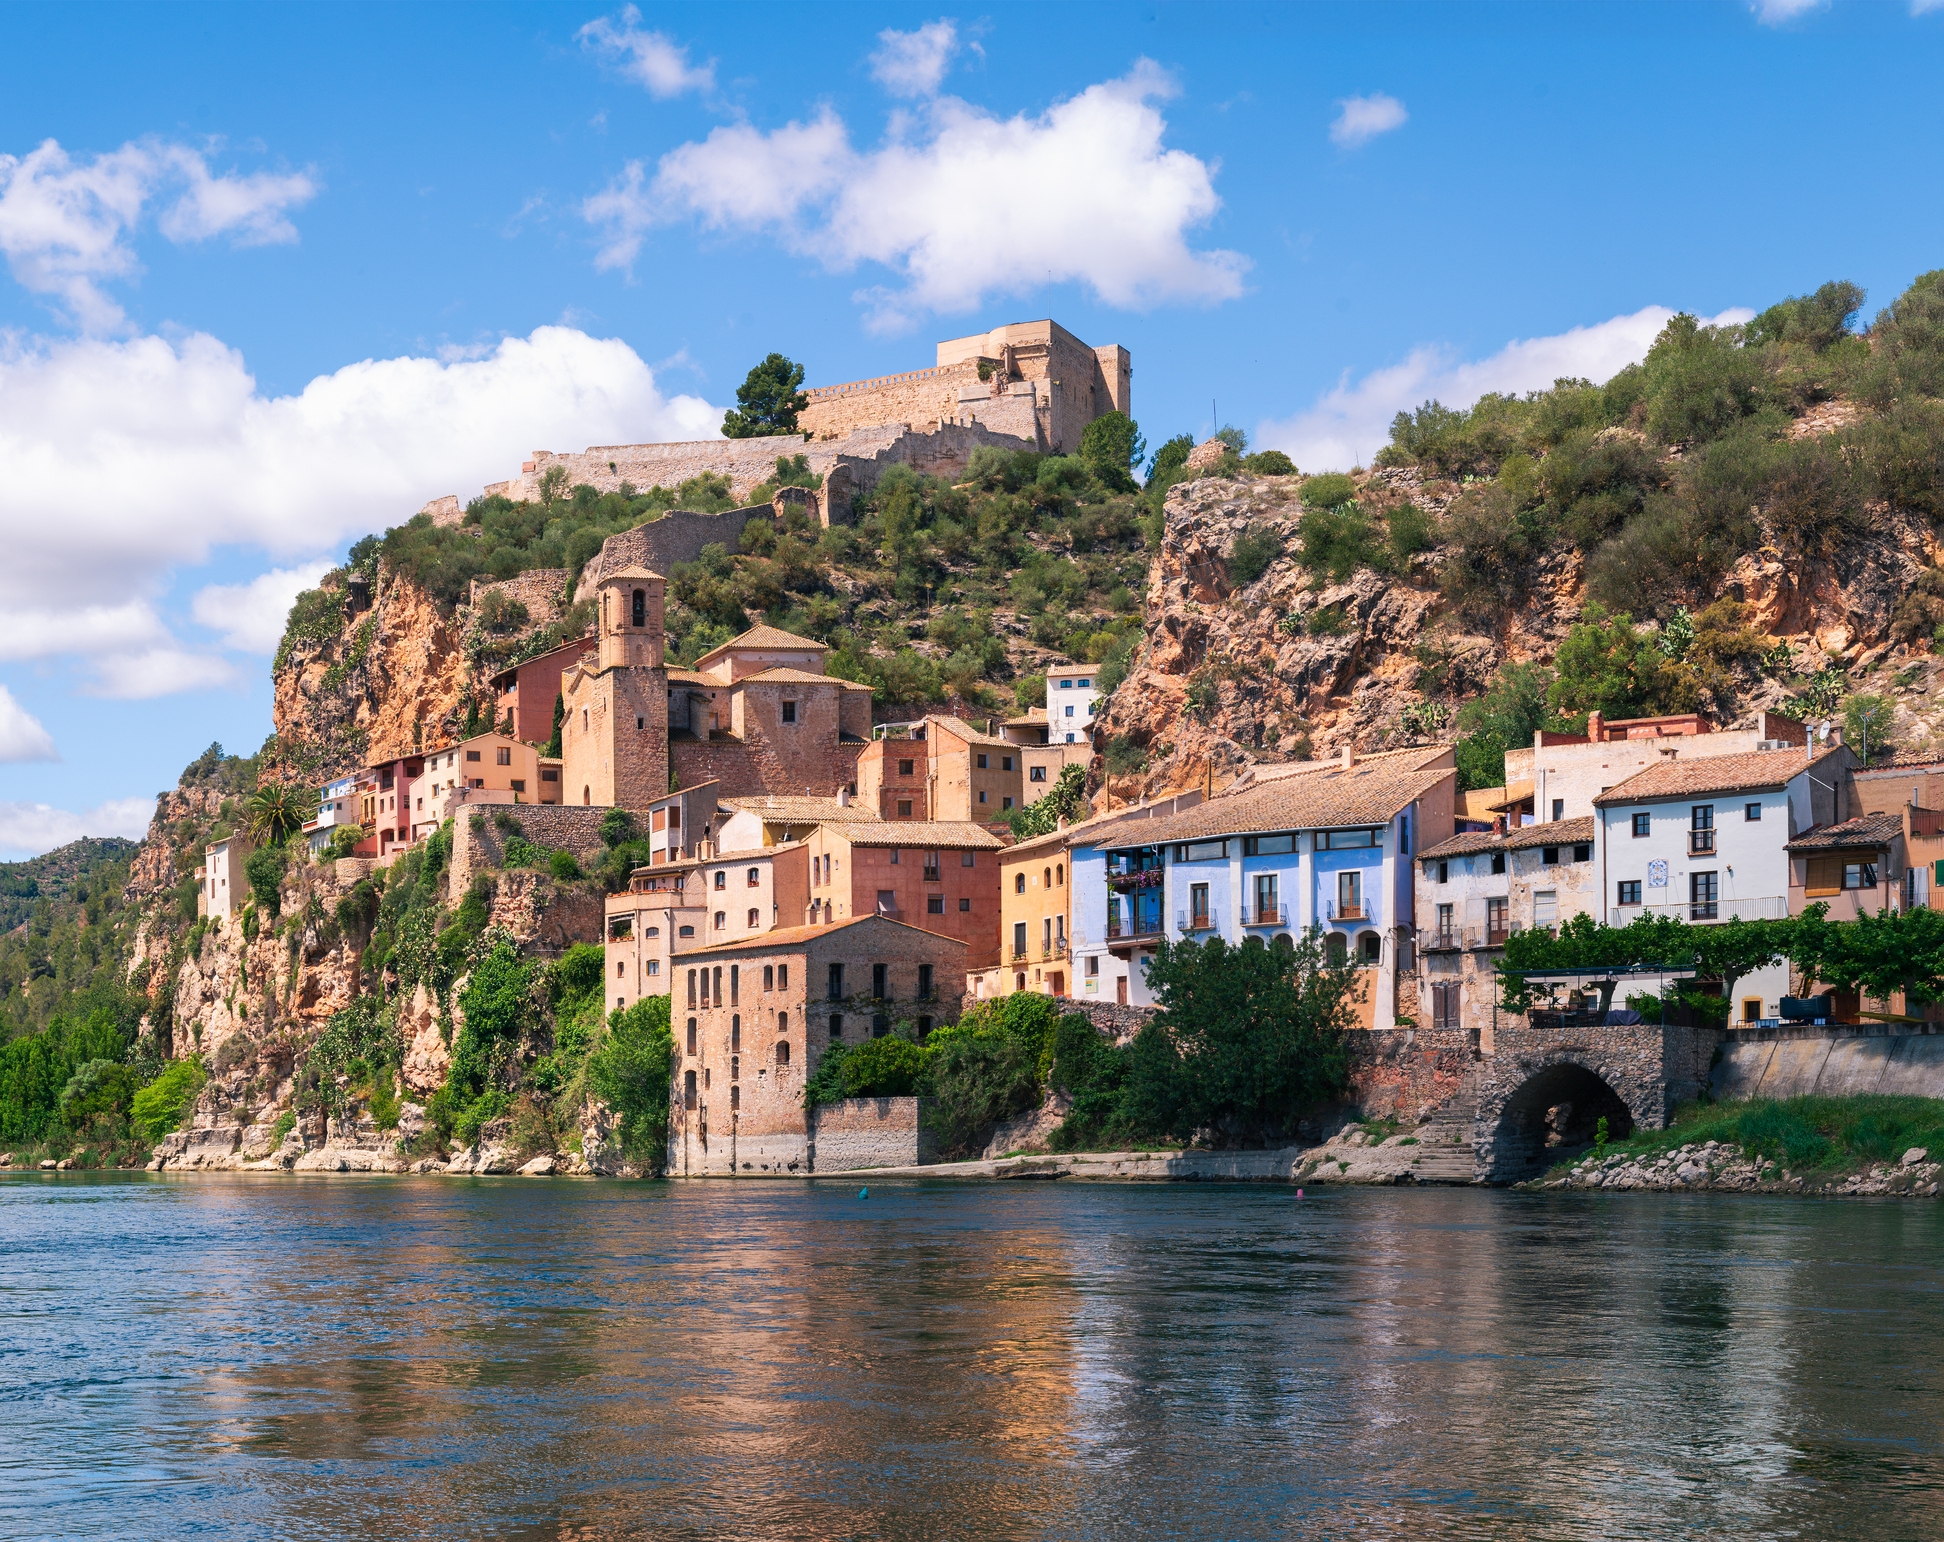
[304,773,367,853]
[1073,747,1456,1025]
[203,833,253,922]
[1046,667,1100,745]
[1592,743,1854,1020]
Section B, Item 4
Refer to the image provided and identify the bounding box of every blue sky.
[0,0,1940,857]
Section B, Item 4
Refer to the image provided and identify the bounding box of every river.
[1,1175,1939,1541]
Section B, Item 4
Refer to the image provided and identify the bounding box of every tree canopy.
[722,353,809,439]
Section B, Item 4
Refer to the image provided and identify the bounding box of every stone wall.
[471,569,571,631]
[1345,1027,1477,1124]
[801,361,983,442]
[449,802,612,904]
[1713,1022,1944,1101]
[811,1096,939,1171]
[575,508,771,597]
[1061,999,1156,1043]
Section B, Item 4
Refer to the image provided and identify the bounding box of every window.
[765,965,775,991]
[1064,705,1074,717]
[1174,840,1228,862]
[1060,679,1073,689]
[1254,873,1278,925]
[977,754,988,769]
[781,700,797,723]
[1077,678,1090,689]
[540,768,558,783]
[1542,846,1559,866]
[678,924,694,938]
[962,851,975,867]
[1358,931,1381,964]
[496,747,512,766]
[466,750,481,762]
[748,908,759,927]
[1002,797,1013,810]
[1436,860,1449,884]
[1692,804,1714,830]
[731,1016,742,1052]
[1574,843,1592,862]
[747,868,761,887]
[1337,870,1362,917]
[776,1040,790,1066]
[1617,880,1642,905]
[830,1014,843,1043]
[1485,896,1509,944]
[1534,890,1558,929]
[778,1010,788,1036]
[898,759,914,776]
[1244,833,1296,856]
[1632,812,1651,838]
[872,963,887,999]
[1320,829,1377,850]
[616,960,625,978]
[1490,852,1506,875]
[1691,871,1719,920]
[777,964,788,989]
[889,849,900,865]
[918,964,934,1000]
[898,800,913,816]
[927,895,944,914]
[1189,883,1210,928]
[1056,864,1063,885]
[1551,798,1564,821]
[730,1085,740,1111]
[714,871,726,890]
[687,969,697,1008]
[631,588,646,627]
[686,1018,697,1055]
[1843,861,1879,890]
[979,791,988,804]
[1745,802,1762,821]
[714,911,725,930]
[510,780,526,793]
[684,1070,697,1109]
[872,1014,889,1038]
[646,960,659,976]
[1326,932,1348,966]
[1031,766,1047,782]
[1013,921,1028,958]
[1002,756,1014,772]
[1435,901,1454,940]
[958,897,971,912]
[925,853,942,881]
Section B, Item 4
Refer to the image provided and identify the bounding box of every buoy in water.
[859,1187,869,1199]
[1297,1188,1305,1198]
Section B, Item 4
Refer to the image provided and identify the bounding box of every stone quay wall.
[811,1096,938,1171]
[1345,1027,1478,1124]
[1061,999,1156,1044]
[1713,1022,1944,1101]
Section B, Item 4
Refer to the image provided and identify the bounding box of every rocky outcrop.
[1534,1140,1942,1196]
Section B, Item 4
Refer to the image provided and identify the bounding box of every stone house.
[665,916,967,1177]
[1594,744,1855,1021]
[802,819,1006,970]
[855,715,1023,824]
[995,709,1093,797]
[638,781,720,866]
[1045,664,1101,745]
[407,730,558,842]
[489,638,590,745]
[714,792,878,852]
[1415,819,1597,1051]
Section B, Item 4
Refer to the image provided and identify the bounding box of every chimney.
[837,786,850,807]
[1340,743,1355,769]
[1494,815,1506,834]
[1587,710,1604,744]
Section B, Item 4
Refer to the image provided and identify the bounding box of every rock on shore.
[1533,1141,1943,1197]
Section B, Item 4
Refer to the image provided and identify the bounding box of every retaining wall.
[811,1096,938,1172]
[449,802,612,903]
[1712,1023,1944,1101]
[576,507,771,598]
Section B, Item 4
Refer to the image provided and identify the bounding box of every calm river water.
[1,1175,1940,1541]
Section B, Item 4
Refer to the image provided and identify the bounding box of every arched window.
[582,709,589,731]
[729,965,738,1005]
[1056,864,1063,885]
[1273,932,1295,953]
[687,970,697,1008]
[1359,930,1382,965]
[713,968,722,1003]
[747,867,761,887]
[714,871,727,890]
[685,1018,697,1055]
[683,1069,697,1109]
[631,588,645,627]
[730,1084,740,1111]
[748,908,759,927]
[1044,867,1051,889]
[1015,873,1026,895]
[1326,932,1348,966]
[763,965,774,990]
[777,1009,788,1034]
[731,1016,741,1051]
[714,911,725,929]
[775,1040,791,1066]
[730,1056,740,1083]
[583,786,590,805]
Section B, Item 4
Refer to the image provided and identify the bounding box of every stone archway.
[1476,1053,1659,1184]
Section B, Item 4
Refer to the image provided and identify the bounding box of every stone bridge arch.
[1474,1027,1676,1183]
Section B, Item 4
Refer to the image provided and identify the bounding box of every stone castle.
[420,319,1131,524]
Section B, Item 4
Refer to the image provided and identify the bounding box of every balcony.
[1607,895,1788,926]
[1425,927,1461,953]
[1244,903,1290,928]
[1011,945,1028,962]
[1106,917,1163,943]
[1179,910,1213,933]
[1689,829,1716,856]
[1484,924,1510,948]
[1044,938,1069,960]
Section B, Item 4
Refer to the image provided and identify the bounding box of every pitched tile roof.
[1419,829,1507,860]
[1505,816,1595,851]
[926,714,1013,747]
[1106,758,1454,848]
[718,795,882,823]
[735,666,872,689]
[676,914,968,958]
[1592,745,1846,805]
[692,624,829,667]
[1785,811,1905,852]
[836,820,1006,850]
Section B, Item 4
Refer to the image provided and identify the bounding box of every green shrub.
[132,1057,206,1143]
[58,1058,133,1129]
[599,807,638,847]
[548,849,583,882]
[586,996,673,1163]
[1639,312,1771,445]
[1243,449,1297,476]
[271,1109,296,1146]
[244,844,287,918]
[1227,525,1284,586]
[1300,472,1357,509]
[805,1035,930,1108]
[1298,506,1382,584]
[923,1030,1038,1158]
[1384,501,1437,566]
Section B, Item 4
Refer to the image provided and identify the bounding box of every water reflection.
[0,1175,1939,1540]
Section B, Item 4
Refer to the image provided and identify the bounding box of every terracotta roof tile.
[1785,812,1904,852]
[1504,816,1596,851]
[836,820,1006,850]
[735,666,871,688]
[1105,759,1454,848]
[1420,829,1506,860]
[718,795,881,823]
[1593,745,1846,806]
[676,914,968,958]
[692,624,829,666]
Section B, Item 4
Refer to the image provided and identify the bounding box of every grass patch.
[1557,1094,1944,1176]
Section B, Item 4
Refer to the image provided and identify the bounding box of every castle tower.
[561,565,669,811]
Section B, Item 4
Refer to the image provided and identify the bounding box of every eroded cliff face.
[269,571,471,780]
[1096,465,1944,808]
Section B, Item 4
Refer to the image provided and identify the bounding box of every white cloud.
[1257,305,1756,473]
[870,20,959,97]
[1751,0,1826,21]
[1913,0,1943,14]
[0,325,719,694]
[577,8,715,98]
[0,137,317,330]
[0,685,56,763]
[1329,94,1408,148]
[192,562,334,654]
[0,794,154,859]
[584,60,1246,328]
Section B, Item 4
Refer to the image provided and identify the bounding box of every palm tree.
[245,782,319,847]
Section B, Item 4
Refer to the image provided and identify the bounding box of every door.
[1116,976,1128,1005]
